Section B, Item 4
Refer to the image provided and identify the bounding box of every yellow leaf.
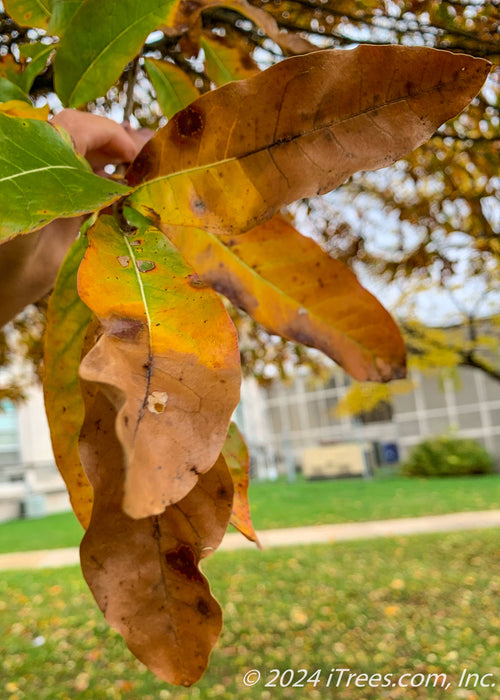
[164,0,315,54]
[43,235,93,529]
[0,100,49,120]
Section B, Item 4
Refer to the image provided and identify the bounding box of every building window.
[0,401,21,468]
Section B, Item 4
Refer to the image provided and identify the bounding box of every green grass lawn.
[247,472,500,530]
[1,529,499,699]
[0,473,499,554]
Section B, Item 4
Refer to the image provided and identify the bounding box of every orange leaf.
[127,46,490,237]
[79,386,233,686]
[77,214,241,518]
[162,216,406,381]
[222,422,260,545]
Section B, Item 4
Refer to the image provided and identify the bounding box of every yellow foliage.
[334,378,414,418]
[403,322,462,371]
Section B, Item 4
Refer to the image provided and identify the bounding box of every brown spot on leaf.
[197,598,211,617]
[164,545,204,583]
[102,316,144,340]
[405,80,416,95]
[125,147,154,186]
[172,105,205,143]
[142,207,162,229]
[190,196,206,215]
[188,273,208,288]
[211,276,257,313]
[181,0,202,12]
[241,53,256,70]
[146,391,169,414]
[283,322,320,355]
[117,256,130,268]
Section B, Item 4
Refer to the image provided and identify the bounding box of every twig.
[123,56,140,123]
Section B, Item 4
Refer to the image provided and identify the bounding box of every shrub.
[401,435,495,477]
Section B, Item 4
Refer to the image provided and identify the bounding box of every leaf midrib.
[0,164,74,183]
[122,234,154,435]
[123,235,153,336]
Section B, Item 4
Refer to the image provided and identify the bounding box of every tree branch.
[123,56,140,123]
[462,353,500,382]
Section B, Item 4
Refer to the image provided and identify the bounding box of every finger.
[52,109,138,165]
[84,127,153,169]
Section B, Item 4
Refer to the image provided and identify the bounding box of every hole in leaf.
[147,391,168,413]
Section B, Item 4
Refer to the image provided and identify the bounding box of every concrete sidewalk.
[0,509,499,570]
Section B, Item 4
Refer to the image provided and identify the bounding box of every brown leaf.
[127,46,490,237]
[222,422,260,545]
[77,215,240,518]
[79,385,233,686]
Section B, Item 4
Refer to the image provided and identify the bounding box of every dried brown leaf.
[79,385,233,686]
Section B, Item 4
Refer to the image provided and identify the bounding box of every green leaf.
[0,77,30,104]
[48,0,84,35]
[18,43,53,92]
[201,31,258,86]
[43,233,93,529]
[144,58,199,120]
[0,113,130,241]
[3,0,52,28]
[54,0,179,107]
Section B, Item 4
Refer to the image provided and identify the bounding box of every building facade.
[239,365,500,476]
